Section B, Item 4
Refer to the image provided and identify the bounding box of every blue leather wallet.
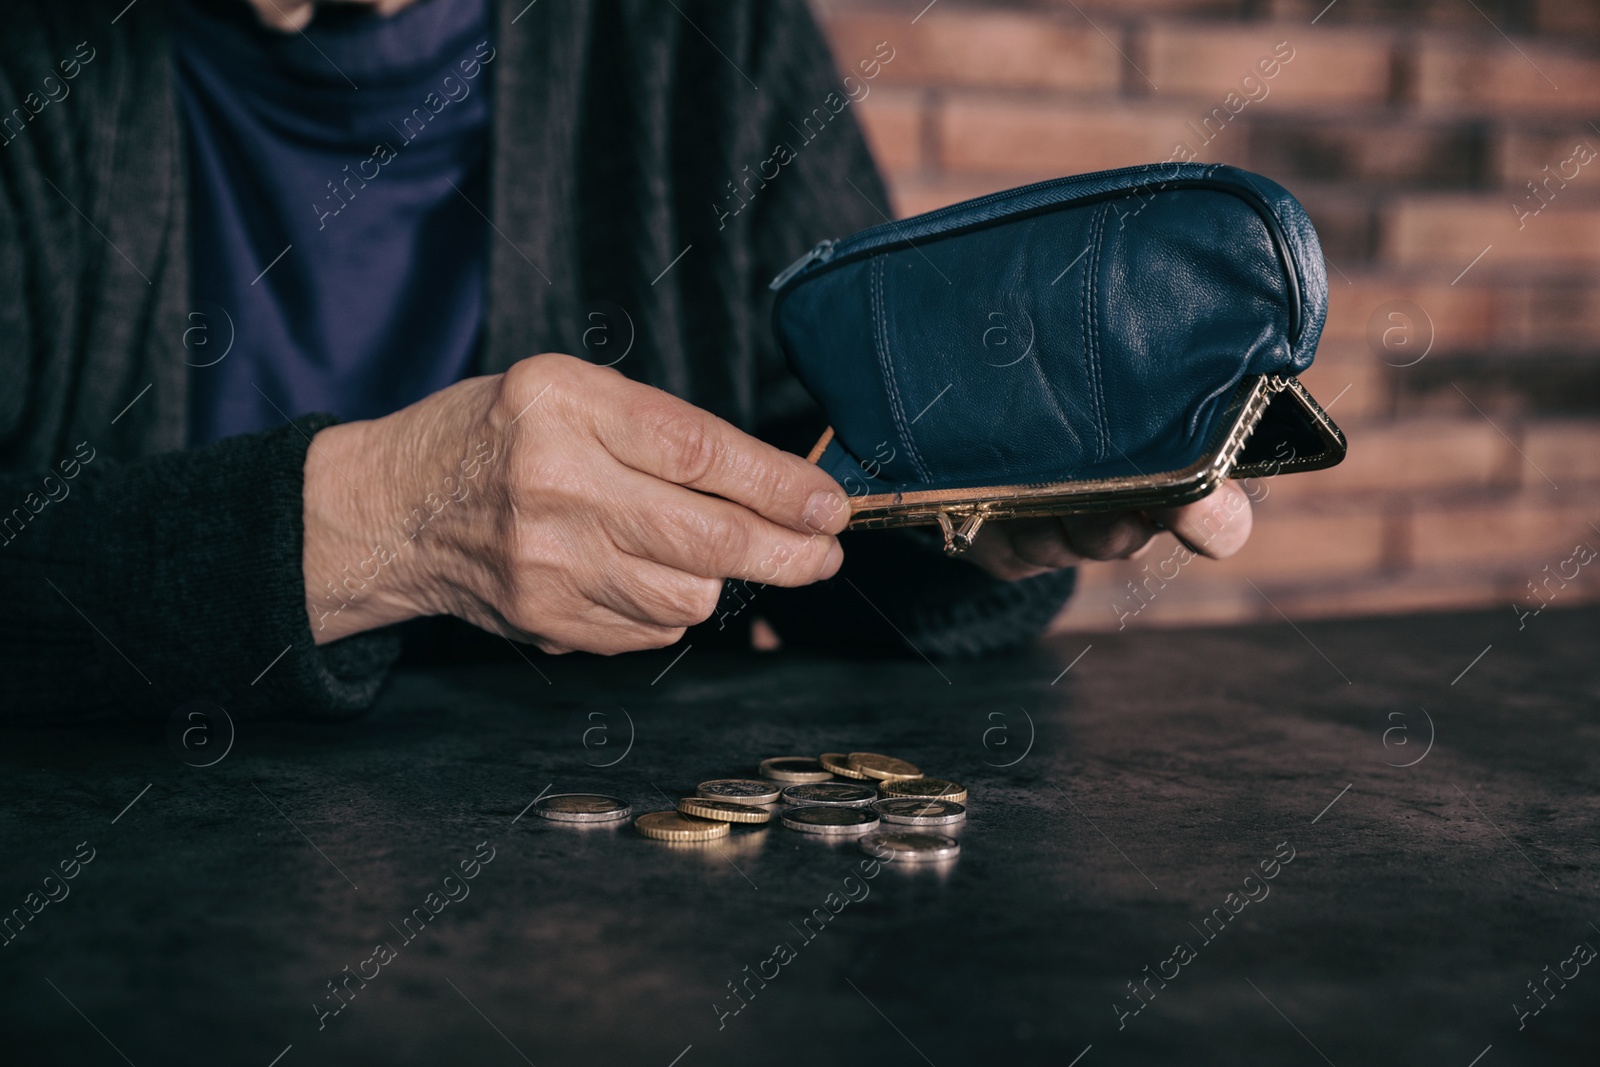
[770,162,1346,554]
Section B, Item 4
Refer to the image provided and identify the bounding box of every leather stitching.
[1078,220,1092,461]
[1083,203,1112,464]
[873,256,932,482]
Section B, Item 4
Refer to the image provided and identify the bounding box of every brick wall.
[813,0,1600,630]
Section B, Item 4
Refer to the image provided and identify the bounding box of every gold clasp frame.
[935,507,993,556]
[809,375,1347,547]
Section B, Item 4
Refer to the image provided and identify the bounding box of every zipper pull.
[769,239,836,291]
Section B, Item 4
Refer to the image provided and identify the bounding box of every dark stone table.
[3,604,1597,1066]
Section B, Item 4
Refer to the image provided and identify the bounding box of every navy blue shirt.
[176,0,493,445]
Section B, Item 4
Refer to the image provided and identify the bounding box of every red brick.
[853,90,925,172]
[1275,417,1515,496]
[1265,570,1516,620]
[821,10,1122,92]
[1250,119,1487,187]
[883,173,1014,219]
[1050,505,1389,628]
[1321,276,1496,353]
[1051,562,1259,631]
[1534,0,1600,40]
[1143,24,1391,107]
[1294,191,1375,267]
[1408,494,1600,568]
[1383,196,1600,267]
[1266,0,1495,31]
[1292,342,1390,426]
[1066,568,1600,629]
[1497,280,1600,349]
[938,97,1238,179]
[1414,39,1600,113]
[1049,0,1245,15]
[1495,127,1600,190]
[1199,509,1389,582]
[1523,421,1600,485]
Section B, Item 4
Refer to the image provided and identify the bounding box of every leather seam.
[873,256,931,482]
[1083,204,1111,464]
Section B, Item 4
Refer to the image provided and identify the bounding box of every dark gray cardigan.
[0,0,1073,721]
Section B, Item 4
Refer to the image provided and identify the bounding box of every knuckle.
[749,533,809,585]
[638,400,720,486]
[648,574,722,627]
[704,516,753,570]
[793,535,836,580]
[685,577,723,622]
[616,570,690,628]
[642,501,744,575]
[502,352,558,399]
[500,353,587,426]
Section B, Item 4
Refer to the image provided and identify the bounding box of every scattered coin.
[847,752,922,781]
[781,806,880,835]
[697,779,781,805]
[635,811,730,841]
[872,797,967,826]
[781,782,878,808]
[860,831,961,862]
[533,794,632,823]
[759,756,834,783]
[819,753,871,780]
[678,797,772,824]
[879,777,967,803]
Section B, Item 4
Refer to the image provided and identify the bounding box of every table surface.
[2,604,1597,1066]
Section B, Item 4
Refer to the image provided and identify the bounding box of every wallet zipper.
[769,164,1306,344]
[770,238,837,291]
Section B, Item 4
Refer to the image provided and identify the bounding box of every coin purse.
[769,162,1347,554]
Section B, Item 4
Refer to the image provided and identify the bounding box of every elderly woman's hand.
[959,481,1254,580]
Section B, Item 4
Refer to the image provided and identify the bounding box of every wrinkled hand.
[302,354,850,653]
[960,481,1254,580]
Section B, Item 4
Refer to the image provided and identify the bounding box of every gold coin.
[677,797,772,824]
[819,752,871,780]
[635,811,730,841]
[847,752,922,781]
[758,756,834,783]
[879,777,967,803]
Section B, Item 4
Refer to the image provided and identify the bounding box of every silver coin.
[758,756,834,783]
[780,806,880,835]
[697,779,781,806]
[860,831,960,862]
[782,782,878,807]
[872,797,967,826]
[534,793,631,823]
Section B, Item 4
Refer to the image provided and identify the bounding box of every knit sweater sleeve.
[725,0,1076,658]
[0,417,399,722]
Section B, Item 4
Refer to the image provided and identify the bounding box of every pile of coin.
[654,752,968,861]
[529,753,966,862]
